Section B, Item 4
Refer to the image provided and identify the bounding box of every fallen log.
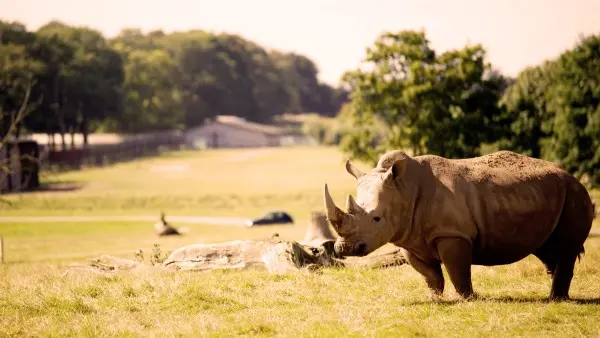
[69,211,408,274]
[72,237,406,274]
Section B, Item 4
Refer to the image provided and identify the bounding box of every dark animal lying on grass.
[325,150,594,301]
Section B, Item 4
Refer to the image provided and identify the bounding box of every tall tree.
[340,30,509,163]
[3,21,348,140]
[500,62,556,158]
[117,49,183,132]
[501,34,600,185]
[544,34,600,183]
[272,52,324,114]
[38,22,124,146]
[0,43,41,139]
[0,21,49,140]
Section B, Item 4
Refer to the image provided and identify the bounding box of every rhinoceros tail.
[577,247,585,262]
[579,201,595,262]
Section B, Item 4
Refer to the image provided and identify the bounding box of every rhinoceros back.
[415,151,589,266]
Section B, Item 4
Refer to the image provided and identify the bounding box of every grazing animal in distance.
[325,150,594,300]
[154,212,181,236]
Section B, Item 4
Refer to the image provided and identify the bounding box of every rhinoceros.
[324,150,594,300]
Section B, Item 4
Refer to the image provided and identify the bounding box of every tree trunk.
[14,122,21,140]
[0,106,6,142]
[60,133,66,151]
[52,73,68,151]
[76,101,89,148]
[82,115,89,147]
[70,127,76,150]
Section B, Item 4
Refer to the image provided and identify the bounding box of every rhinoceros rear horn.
[346,194,361,214]
[324,184,347,231]
[345,160,365,180]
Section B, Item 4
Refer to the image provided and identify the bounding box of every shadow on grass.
[37,181,84,193]
[406,295,600,305]
[491,295,600,304]
[2,181,85,195]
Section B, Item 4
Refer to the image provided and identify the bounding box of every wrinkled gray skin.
[325,150,594,300]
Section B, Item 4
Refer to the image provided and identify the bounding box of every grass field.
[0,147,360,217]
[1,146,600,337]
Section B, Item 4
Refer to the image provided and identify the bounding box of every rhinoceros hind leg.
[534,245,558,277]
[545,182,593,300]
[549,255,576,301]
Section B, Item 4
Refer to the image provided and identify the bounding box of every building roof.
[203,115,285,136]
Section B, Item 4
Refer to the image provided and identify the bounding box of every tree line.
[2,21,599,185]
[0,20,347,148]
[339,30,600,186]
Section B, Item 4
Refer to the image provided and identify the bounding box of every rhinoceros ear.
[345,160,365,180]
[384,159,406,184]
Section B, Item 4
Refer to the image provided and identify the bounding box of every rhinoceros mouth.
[334,240,368,257]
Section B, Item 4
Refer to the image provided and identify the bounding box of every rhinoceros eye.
[373,216,381,222]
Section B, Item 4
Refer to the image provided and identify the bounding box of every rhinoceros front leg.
[437,237,476,300]
[405,251,444,298]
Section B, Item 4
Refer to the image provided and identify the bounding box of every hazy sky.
[2,0,599,85]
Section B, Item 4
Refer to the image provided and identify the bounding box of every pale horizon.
[1,0,599,85]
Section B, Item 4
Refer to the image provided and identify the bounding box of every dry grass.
[2,241,600,337]
[1,146,600,336]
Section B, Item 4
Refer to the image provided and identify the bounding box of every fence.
[42,130,185,171]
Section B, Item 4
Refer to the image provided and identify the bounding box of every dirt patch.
[227,149,268,162]
[149,164,190,173]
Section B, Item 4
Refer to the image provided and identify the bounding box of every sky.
[1,0,599,85]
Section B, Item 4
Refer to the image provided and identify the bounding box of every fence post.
[0,236,4,264]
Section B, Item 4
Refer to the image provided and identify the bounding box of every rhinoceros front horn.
[324,184,347,231]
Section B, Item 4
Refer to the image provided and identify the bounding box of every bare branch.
[0,77,41,195]
[0,77,35,149]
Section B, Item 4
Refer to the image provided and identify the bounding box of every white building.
[184,115,285,149]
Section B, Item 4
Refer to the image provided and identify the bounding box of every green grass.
[0,147,360,217]
[1,220,307,264]
[1,146,600,337]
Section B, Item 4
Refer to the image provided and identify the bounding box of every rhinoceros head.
[324,154,410,257]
